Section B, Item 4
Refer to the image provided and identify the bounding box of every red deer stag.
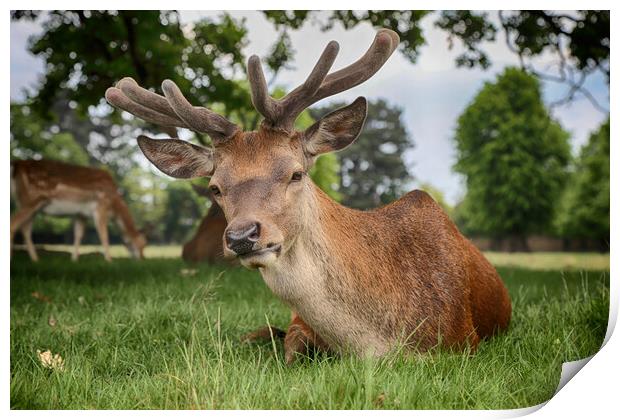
[11,160,146,262]
[182,185,228,263]
[105,28,511,363]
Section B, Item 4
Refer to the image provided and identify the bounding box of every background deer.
[106,28,511,363]
[11,159,146,262]
[182,185,228,263]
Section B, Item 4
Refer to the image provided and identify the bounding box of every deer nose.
[225,222,260,255]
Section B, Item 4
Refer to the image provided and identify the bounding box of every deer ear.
[137,135,214,178]
[303,97,367,157]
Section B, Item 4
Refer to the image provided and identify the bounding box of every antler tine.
[161,80,239,140]
[311,29,399,104]
[105,86,189,129]
[247,29,399,130]
[247,41,340,129]
[117,77,180,118]
[105,78,239,142]
[247,55,280,123]
[280,41,340,121]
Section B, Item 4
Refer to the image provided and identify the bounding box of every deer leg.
[284,313,330,365]
[11,200,46,260]
[93,205,111,262]
[72,218,86,262]
[21,219,38,262]
[240,325,287,344]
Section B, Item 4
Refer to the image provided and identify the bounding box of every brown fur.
[311,187,510,352]
[138,128,511,360]
[10,159,146,261]
[182,200,228,263]
[107,28,511,362]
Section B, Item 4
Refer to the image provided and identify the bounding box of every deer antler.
[105,78,239,142]
[248,28,399,131]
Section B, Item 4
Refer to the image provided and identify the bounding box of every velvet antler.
[247,28,399,130]
[105,78,239,142]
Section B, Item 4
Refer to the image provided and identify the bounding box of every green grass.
[10,248,609,409]
[484,251,610,271]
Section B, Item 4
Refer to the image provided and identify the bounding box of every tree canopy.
[453,67,571,245]
[10,103,89,166]
[264,10,609,111]
[555,119,610,245]
[10,11,609,247]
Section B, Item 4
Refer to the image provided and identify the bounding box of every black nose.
[225,222,260,255]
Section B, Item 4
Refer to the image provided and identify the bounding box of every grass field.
[10,246,609,409]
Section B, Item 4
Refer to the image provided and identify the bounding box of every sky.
[10,11,610,204]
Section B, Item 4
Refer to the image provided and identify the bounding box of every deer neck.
[259,183,387,353]
[111,195,141,247]
[261,182,366,288]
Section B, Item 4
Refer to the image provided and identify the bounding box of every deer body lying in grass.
[106,28,511,363]
[182,185,228,264]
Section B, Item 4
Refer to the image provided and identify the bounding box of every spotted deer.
[105,28,511,363]
[11,159,146,262]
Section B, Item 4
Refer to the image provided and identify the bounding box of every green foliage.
[119,167,168,241]
[264,10,429,63]
[436,11,609,81]
[25,11,186,119]
[10,103,89,165]
[311,99,413,209]
[10,10,608,243]
[118,168,211,244]
[454,68,570,238]
[16,11,256,147]
[161,181,208,244]
[435,11,497,68]
[184,14,254,127]
[10,251,609,408]
[555,119,610,242]
[502,11,609,80]
[263,10,609,85]
[309,154,342,202]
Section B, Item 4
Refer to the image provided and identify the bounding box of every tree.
[119,167,168,242]
[161,181,207,244]
[453,67,570,249]
[437,10,609,112]
[264,10,609,111]
[10,103,89,166]
[310,99,413,209]
[555,119,609,248]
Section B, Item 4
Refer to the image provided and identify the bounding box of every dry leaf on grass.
[31,291,52,303]
[180,268,198,277]
[37,350,65,371]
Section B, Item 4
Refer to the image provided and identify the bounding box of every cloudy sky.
[10,11,609,204]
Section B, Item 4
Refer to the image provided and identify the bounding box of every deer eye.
[291,171,303,182]
[209,185,221,196]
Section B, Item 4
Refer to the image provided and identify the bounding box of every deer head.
[106,29,399,269]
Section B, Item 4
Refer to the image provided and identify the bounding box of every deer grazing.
[182,185,228,263]
[105,28,511,363]
[11,159,146,262]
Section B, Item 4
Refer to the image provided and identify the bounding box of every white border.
[4,1,617,418]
